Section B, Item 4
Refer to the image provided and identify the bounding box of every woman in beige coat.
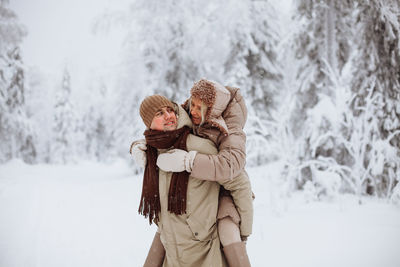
[157,79,253,267]
[132,95,227,267]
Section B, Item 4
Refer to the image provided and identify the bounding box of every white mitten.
[129,139,147,168]
[156,149,197,173]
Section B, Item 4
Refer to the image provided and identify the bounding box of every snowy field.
[1,159,400,267]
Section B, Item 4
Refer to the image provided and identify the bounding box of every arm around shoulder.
[190,130,246,182]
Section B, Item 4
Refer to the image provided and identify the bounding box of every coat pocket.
[186,215,217,241]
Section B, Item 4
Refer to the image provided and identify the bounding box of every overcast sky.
[10,0,128,87]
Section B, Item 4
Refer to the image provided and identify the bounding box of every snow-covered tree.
[52,68,77,163]
[280,0,400,199]
[0,1,36,163]
[290,0,353,131]
[226,0,282,118]
[281,0,356,190]
[25,67,55,163]
[226,0,283,165]
[82,80,114,162]
[349,0,400,197]
[122,0,200,102]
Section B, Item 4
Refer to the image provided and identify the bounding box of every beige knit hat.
[140,95,175,128]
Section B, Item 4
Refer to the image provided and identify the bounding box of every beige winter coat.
[183,79,254,237]
[157,105,227,267]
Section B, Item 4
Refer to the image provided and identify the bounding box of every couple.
[130,79,254,267]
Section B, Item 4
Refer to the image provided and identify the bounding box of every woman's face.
[150,106,177,131]
[190,97,203,125]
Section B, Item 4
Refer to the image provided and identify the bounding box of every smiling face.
[150,106,177,131]
[190,97,204,126]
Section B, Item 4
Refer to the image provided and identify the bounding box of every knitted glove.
[156,149,197,173]
[129,139,147,168]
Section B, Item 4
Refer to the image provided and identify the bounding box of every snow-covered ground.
[1,159,400,267]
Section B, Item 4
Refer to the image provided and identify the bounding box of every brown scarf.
[138,126,191,225]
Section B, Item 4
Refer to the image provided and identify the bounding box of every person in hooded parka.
[157,79,253,267]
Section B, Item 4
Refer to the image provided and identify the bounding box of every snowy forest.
[2,0,400,266]
[1,0,400,201]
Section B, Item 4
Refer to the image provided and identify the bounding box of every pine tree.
[52,68,76,163]
[123,0,199,102]
[350,0,400,197]
[223,0,284,165]
[286,0,355,189]
[83,81,113,162]
[25,67,56,163]
[0,1,36,163]
[230,0,282,119]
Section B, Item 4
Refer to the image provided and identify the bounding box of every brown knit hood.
[183,79,231,135]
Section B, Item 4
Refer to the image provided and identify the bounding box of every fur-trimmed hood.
[183,79,231,134]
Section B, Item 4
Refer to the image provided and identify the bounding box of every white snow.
[1,159,400,267]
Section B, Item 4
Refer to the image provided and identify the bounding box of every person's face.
[150,106,177,131]
[190,97,203,125]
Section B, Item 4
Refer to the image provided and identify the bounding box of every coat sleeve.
[190,128,246,182]
[219,171,253,237]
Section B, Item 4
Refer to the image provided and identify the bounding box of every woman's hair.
[188,97,208,125]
